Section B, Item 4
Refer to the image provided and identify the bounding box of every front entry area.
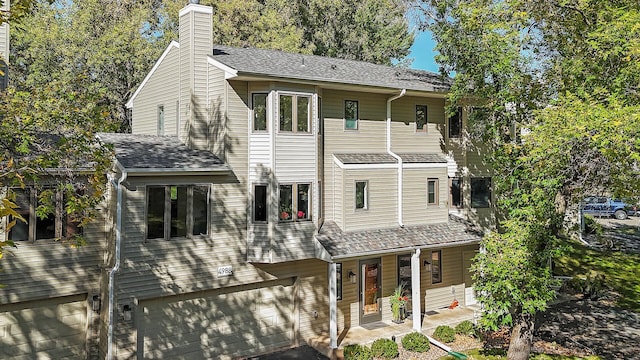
[359,258,381,325]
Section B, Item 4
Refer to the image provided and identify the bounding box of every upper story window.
[253,184,268,223]
[279,94,310,133]
[355,180,368,210]
[448,107,462,138]
[157,105,164,135]
[252,93,268,132]
[344,100,359,130]
[416,105,427,132]
[146,185,209,240]
[8,187,82,242]
[450,177,462,208]
[278,183,311,222]
[471,177,491,208]
[427,178,438,205]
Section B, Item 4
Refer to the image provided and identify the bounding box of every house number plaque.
[217,265,233,277]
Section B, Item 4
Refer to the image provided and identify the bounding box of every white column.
[328,262,338,349]
[411,249,422,332]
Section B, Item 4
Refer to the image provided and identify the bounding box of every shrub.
[432,325,456,343]
[343,344,372,360]
[454,320,476,337]
[401,332,430,352]
[371,338,399,359]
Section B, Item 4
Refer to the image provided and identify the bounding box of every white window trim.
[251,92,269,133]
[278,182,313,222]
[344,99,359,131]
[427,178,438,206]
[277,92,313,134]
[354,180,368,210]
[415,104,428,133]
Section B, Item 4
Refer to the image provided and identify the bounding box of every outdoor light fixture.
[423,260,432,272]
[348,270,357,284]
[123,304,132,321]
[92,295,101,313]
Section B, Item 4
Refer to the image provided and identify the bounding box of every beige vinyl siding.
[131,45,180,135]
[336,259,358,330]
[275,134,316,182]
[390,96,446,153]
[0,23,8,63]
[343,169,397,231]
[271,222,316,262]
[330,163,344,229]
[424,245,479,311]
[249,133,271,182]
[402,168,449,226]
[208,65,226,156]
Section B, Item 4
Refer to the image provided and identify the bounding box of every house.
[0,2,492,359]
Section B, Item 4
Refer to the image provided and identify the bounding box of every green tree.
[418,0,640,358]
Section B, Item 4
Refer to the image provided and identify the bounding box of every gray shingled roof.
[97,133,229,173]
[397,153,448,163]
[210,45,450,93]
[334,153,397,164]
[316,215,482,258]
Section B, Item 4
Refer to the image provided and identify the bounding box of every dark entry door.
[359,258,382,324]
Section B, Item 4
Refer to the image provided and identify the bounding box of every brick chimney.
[179,1,212,149]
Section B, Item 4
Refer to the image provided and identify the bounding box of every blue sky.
[407,29,439,73]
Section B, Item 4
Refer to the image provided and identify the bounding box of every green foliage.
[583,215,603,236]
[343,344,372,360]
[401,332,430,352]
[432,325,456,343]
[454,320,476,337]
[443,348,600,359]
[370,338,399,359]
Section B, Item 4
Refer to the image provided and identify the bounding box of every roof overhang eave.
[327,238,481,261]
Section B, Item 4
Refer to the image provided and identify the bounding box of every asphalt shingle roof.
[334,153,397,164]
[97,133,229,173]
[397,153,448,163]
[316,215,482,258]
[210,45,451,93]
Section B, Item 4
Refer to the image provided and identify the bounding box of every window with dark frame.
[471,177,491,208]
[416,105,427,132]
[278,183,311,222]
[448,107,462,138]
[450,177,462,208]
[252,93,268,131]
[253,184,268,223]
[146,185,210,240]
[336,263,343,300]
[157,105,164,135]
[279,94,310,133]
[427,178,438,205]
[344,100,358,130]
[397,254,412,295]
[431,250,442,284]
[355,181,367,209]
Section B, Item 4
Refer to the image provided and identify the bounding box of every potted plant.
[389,284,409,323]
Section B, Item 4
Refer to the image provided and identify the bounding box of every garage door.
[140,278,295,359]
[0,294,88,360]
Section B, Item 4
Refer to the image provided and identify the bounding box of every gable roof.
[126,41,179,108]
[209,45,450,93]
[97,133,230,176]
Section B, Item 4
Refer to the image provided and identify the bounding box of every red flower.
[297,210,305,219]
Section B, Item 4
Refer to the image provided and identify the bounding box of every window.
[448,107,462,138]
[253,184,268,223]
[397,254,412,294]
[157,105,164,135]
[146,185,209,239]
[471,177,491,208]
[416,105,427,132]
[355,181,368,210]
[0,60,7,92]
[279,94,310,133]
[427,178,438,205]
[431,250,442,284]
[8,187,83,242]
[252,93,268,131]
[336,263,343,301]
[344,100,358,130]
[278,183,311,222]
[450,177,462,208]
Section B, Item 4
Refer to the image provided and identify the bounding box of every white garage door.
[140,279,295,359]
[0,294,88,360]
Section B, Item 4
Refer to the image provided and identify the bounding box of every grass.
[554,239,640,312]
[441,349,600,359]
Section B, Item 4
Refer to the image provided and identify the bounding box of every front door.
[359,258,382,324]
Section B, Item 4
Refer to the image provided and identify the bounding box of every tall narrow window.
[253,93,268,131]
[471,177,491,208]
[345,100,359,130]
[8,188,31,241]
[427,178,438,205]
[35,189,57,240]
[147,187,165,239]
[253,184,268,223]
[355,181,368,210]
[279,184,293,221]
[450,177,462,208]
[297,184,310,220]
[448,107,462,138]
[416,105,427,132]
[279,94,310,133]
[397,254,412,293]
[157,105,164,135]
[170,186,188,238]
[336,263,343,301]
[192,186,209,235]
[431,250,442,284]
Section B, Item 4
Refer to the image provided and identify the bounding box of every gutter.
[106,169,127,360]
[386,89,406,227]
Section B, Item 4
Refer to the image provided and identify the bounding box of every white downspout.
[386,89,406,227]
[107,170,127,360]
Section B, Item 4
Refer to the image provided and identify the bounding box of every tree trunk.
[506,314,535,360]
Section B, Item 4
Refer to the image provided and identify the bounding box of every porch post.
[411,248,422,332]
[329,262,338,349]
